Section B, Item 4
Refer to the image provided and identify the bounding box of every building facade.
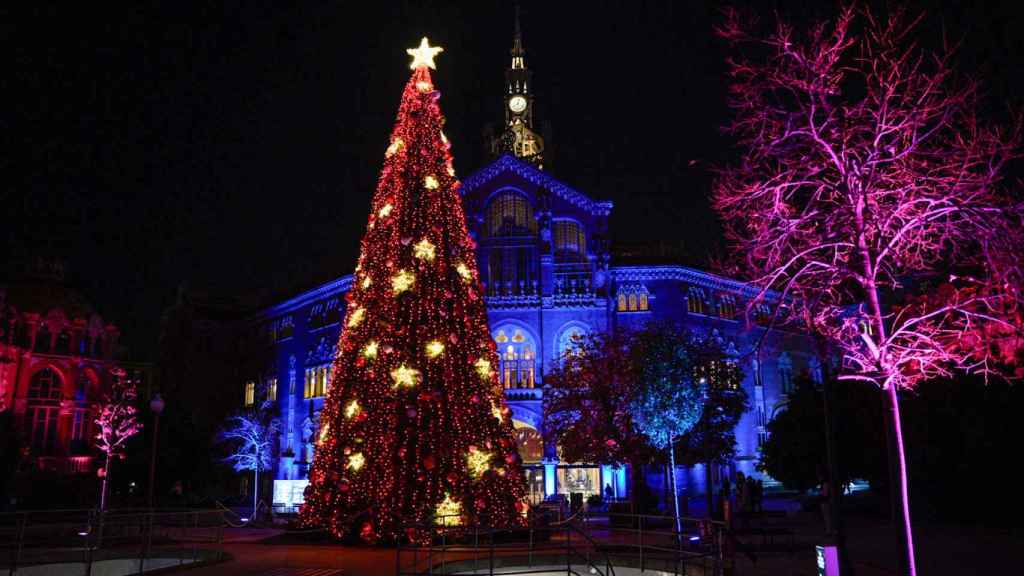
[244,21,820,510]
[0,259,151,476]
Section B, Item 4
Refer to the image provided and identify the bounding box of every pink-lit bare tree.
[713,5,1023,574]
[95,366,143,511]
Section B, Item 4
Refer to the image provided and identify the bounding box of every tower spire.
[511,3,525,69]
[490,2,545,168]
[512,4,524,60]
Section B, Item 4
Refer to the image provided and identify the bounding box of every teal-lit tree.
[629,323,705,538]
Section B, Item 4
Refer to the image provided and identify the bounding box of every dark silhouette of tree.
[545,324,742,516]
[544,330,659,508]
[674,335,747,517]
[758,375,885,492]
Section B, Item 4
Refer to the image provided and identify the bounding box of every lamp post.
[147,393,165,509]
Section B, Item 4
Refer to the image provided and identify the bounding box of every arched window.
[553,220,586,259]
[718,295,737,319]
[687,288,707,315]
[616,285,651,312]
[71,407,90,448]
[55,330,71,355]
[494,327,536,389]
[34,325,52,353]
[304,366,330,398]
[75,370,95,402]
[307,303,325,329]
[558,325,588,358]
[778,353,793,394]
[512,421,544,464]
[808,357,823,385]
[485,192,536,237]
[325,298,342,325]
[26,368,63,455]
[29,368,63,401]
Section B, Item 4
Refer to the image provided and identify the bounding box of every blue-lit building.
[246,21,819,510]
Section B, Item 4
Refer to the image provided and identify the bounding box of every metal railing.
[396,508,727,576]
[0,508,227,575]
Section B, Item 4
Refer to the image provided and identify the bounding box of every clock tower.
[491,6,545,168]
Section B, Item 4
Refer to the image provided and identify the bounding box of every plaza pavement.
[178,497,1021,576]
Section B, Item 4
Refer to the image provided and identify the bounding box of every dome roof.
[2,279,96,320]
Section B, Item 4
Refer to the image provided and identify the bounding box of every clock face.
[509,96,527,113]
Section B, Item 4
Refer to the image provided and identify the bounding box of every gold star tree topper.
[407,37,443,70]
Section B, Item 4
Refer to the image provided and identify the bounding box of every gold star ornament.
[392,269,416,294]
[413,238,436,261]
[390,364,421,388]
[466,447,492,478]
[425,340,445,358]
[362,341,379,359]
[348,452,366,472]
[407,37,443,70]
[436,493,462,526]
[474,358,493,379]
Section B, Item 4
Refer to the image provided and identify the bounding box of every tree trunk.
[858,202,915,576]
[253,466,259,518]
[887,384,917,576]
[630,458,644,515]
[704,460,714,520]
[883,388,898,523]
[100,452,111,511]
[815,336,854,574]
[669,448,682,542]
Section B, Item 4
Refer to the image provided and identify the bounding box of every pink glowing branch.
[94,366,143,510]
[94,367,143,459]
[714,5,1023,575]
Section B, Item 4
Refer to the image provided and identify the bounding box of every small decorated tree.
[219,409,278,518]
[95,366,143,511]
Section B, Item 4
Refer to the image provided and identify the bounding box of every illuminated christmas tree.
[300,38,527,542]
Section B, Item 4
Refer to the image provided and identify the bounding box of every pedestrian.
[720,474,731,520]
[754,479,764,514]
[818,468,833,535]
[744,476,756,515]
[736,471,747,514]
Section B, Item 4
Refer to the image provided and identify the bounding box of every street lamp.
[147,393,165,509]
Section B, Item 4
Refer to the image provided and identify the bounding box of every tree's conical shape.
[300,60,527,542]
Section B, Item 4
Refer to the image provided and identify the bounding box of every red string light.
[299,49,527,542]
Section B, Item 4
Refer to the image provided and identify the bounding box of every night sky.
[5,1,1024,358]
